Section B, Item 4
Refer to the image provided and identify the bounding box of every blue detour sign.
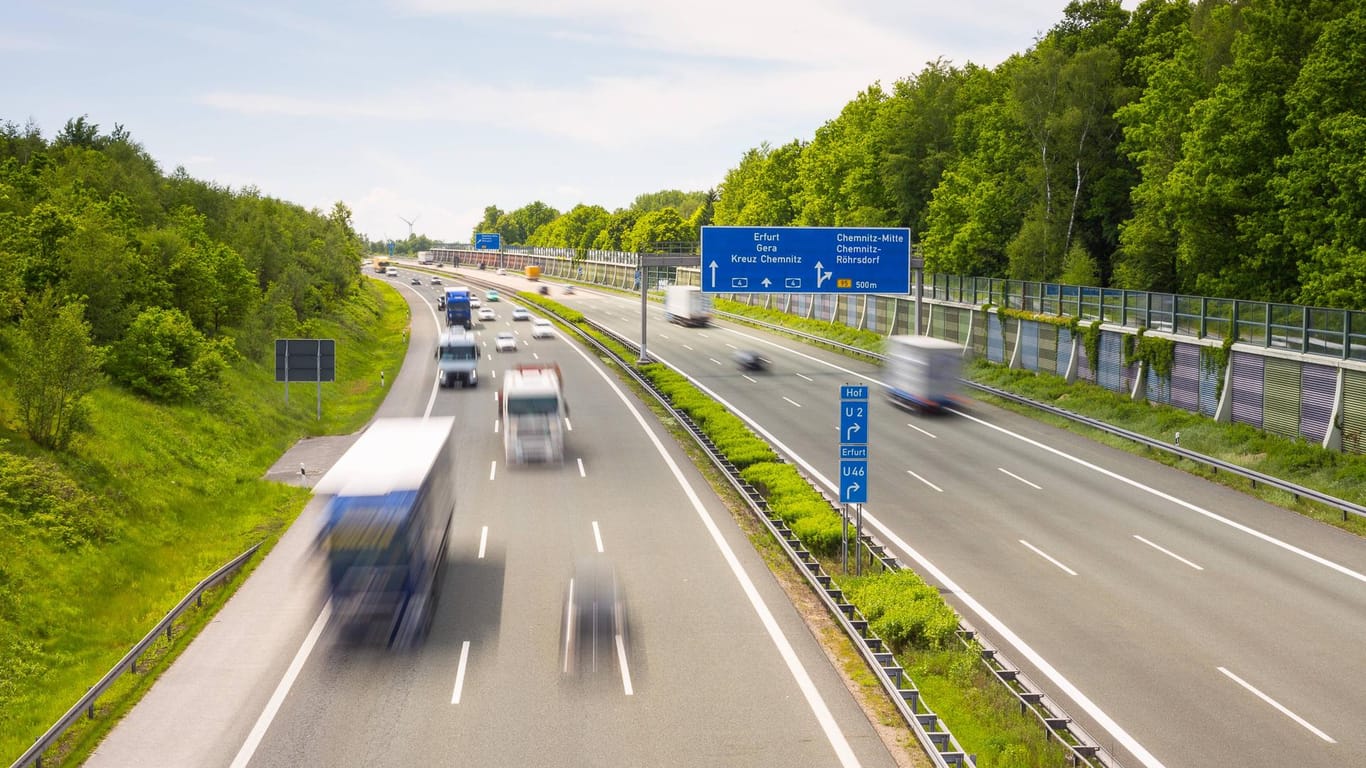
[840,460,868,504]
[700,226,911,294]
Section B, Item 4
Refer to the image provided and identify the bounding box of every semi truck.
[445,286,472,329]
[372,256,391,274]
[312,417,455,647]
[436,329,479,388]
[525,265,541,281]
[500,363,566,463]
[884,335,962,413]
[664,285,711,327]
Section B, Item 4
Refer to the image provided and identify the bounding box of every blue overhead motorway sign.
[700,226,911,294]
[474,233,501,250]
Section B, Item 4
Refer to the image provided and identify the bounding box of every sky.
[3,1,1104,244]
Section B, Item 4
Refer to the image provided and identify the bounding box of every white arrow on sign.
[761,277,772,288]
[814,260,833,289]
[844,422,861,441]
[708,260,718,287]
[846,481,861,495]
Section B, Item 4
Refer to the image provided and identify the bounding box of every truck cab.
[436,329,479,388]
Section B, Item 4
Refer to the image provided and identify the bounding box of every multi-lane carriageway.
[89,263,1366,768]
[85,269,902,768]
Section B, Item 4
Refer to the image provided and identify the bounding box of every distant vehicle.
[410,277,422,285]
[500,363,566,463]
[372,257,391,274]
[486,290,500,302]
[511,307,530,321]
[525,265,541,281]
[531,318,554,339]
[435,329,479,388]
[386,267,399,278]
[431,276,442,285]
[734,350,769,371]
[884,335,962,413]
[664,285,711,327]
[469,295,480,308]
[478,307,496,322]
[562,556,627,678]
[538,285,549,295]
[497,268,507,276]
[445,286,473,329]
[312,417,455,648]
[563,285,575,295]
[494,332,518,352]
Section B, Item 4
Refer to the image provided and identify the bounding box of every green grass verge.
[0,278,410,764]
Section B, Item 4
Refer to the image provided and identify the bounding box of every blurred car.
[531,318,554,339]
[431,276,442,285]
[497,268,507,275]
[563,285,575,295]
[538,285,550,295]
[511,307,531,321]
[494,332,518,352]
[561,557,627,679]
[486,290,500,302]
[469,296,481,308]
[410,277,422,285]
[478,307,496,322]
[734,350,770,371]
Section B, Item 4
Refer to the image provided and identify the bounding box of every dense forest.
[483,0,1365,310]
[0,117,365,447]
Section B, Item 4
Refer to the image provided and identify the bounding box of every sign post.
[838,384,869,573]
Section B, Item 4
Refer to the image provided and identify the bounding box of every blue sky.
[4,1,1102,243]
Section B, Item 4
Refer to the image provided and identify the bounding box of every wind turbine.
[398,214,419,239]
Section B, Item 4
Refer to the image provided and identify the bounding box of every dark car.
[734,350,770,371]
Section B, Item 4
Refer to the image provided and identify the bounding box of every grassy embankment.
[0,278,410,764]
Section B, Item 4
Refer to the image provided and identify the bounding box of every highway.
[495,269,1366,768]
[85,270,903,767]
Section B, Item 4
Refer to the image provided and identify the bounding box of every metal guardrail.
[12,543,263,768]
[712,308,1366,522]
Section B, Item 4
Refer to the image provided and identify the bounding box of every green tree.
[624,208,692,252]
[795,85,891,226]
[108,306,229,402]
[12,291,106,450]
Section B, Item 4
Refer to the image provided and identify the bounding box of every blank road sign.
[274,339,336,383]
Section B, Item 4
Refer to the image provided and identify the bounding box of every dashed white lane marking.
[1020,540,1078,576]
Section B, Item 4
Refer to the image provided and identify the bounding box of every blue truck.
[312,417,455,647]
[445,286,472,329]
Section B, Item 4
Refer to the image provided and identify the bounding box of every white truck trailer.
[884,335,962,413]
[501,363,567,463]
[664,285,711,327]
[311,417,455,647]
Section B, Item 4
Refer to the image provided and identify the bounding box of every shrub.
[843,570,960,651]
[108,307,226,401]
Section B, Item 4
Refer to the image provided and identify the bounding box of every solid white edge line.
[906,469,943,493]
[616,634,634,696]
[478,526,488,559]
[782,396,802,408]
[560,336,861,767]
[642,350,1167,768]
[489,461,497,481]
[948,406,1366,585]
[592,521,604,553]
[998,467,1042,490]
[451,640,471,704]
[1217,667,1334,743]
[577,457,586,477]
[563,578,575,674]
[1020,540,1079,576]
[229,602,333,768]
[906,423,937,439]
[1133,535,1203,570]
